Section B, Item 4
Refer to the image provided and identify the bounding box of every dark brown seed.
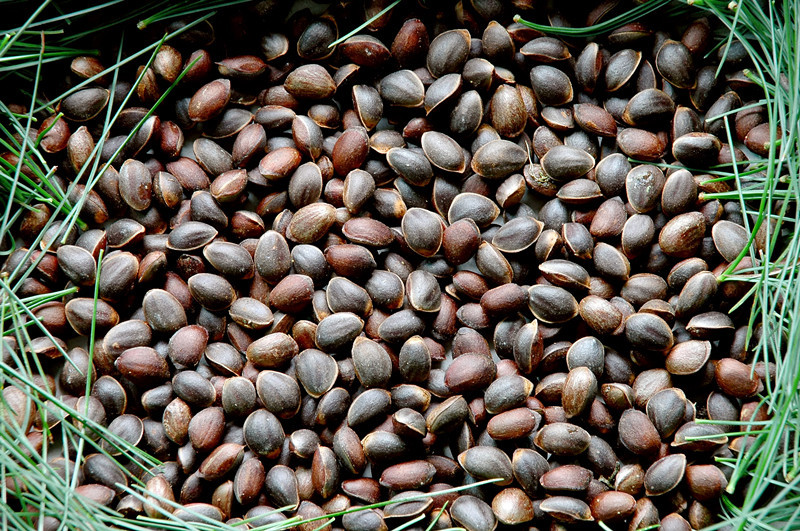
[528,285,578,324]
[530,65,573,106]
[489,85,526,138]
[188,79,230,122]
[379,460,436,490]
[352,337,392,389]
[115,347,170,384]
[406,270,441,313]
[685,465,728,502]
[623,89,675,127]
[656,40,696,89]
[540,464,593,494]
[541,145,595,181]
[57,245,97,287]
[539,496,593,523]
[256,371,301,419]
[712,220,749,262]
[259,147,302,181]
[449,495,498,531]
[392,18,429,67]
[246,333,298,369]
[579,296,623,336]
[222,377,256,418]
[295,349,339,398]
[605,49,642,92]
[625,312,674,352]
[332,127,370,176]
[590,491,636,523]
[445,353,496,394]
[167,221,218,252]
[342,169,376,215]
[270,274,314,314]
[118,159,152,211]
[534,422,591,456]
[243,409,285,458]
[675,271,717,318]
[672,132,722,167]
[662,169,699,216]
[458,446,513,485]
[64,297,118,336]
[471,140,528,180]
[644,454,687,496]
[352,85,383,130]
[574,103,617,137]
[647,388,687,438]
[617,128,665,161]
[618,409,660,455]
[379,70,425,108]
[448,193,500,227]
[659,212,706,258]
[326,277,373,316]
[254,230,291,284]
[626,165,665,213]
[491,488,534,525]
[686,311,735,338]
[715,358,760,397]
[287,203,336,243]
[492,217,543,254]
[427,29,470,78]
[402,208,444,257]
[480,284,527,317]
[421,131,466,172]
[562,367,598,418]
[188,273,236,312]
[199,443,244,480]
[60,88,110,121]
[285,64,336,100]
[487,407,538,440]
[203,242,254,280]
[476,241,513,285]
[173,370,215,408]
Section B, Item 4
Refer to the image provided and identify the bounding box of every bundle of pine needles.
[1,1,798,530]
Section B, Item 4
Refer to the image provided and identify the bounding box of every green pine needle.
[328,0,402,48]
